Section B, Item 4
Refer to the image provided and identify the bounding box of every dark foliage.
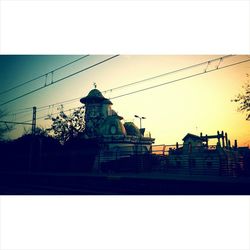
[0,110,14,141]
[232,74,250,120]
[46,106,85,144]
[0,132,99,173]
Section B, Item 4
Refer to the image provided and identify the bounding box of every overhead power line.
[11,55,250,125]
[0,55,90,96]
[22,105,84,123]
[32,55,235,112]
[6,109,33,117]
[103,55,235,93]
[37,97,80,111]
[23,56,250,124]
[0,55,119,107]
[111,58,250,100]
[0,120,32,125]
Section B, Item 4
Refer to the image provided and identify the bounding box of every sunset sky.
[0,55,249,146]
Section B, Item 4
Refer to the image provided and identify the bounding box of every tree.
[23,126,49,137]
[46,106,85,144]
[0,110,14,141]
[232,74,250,121]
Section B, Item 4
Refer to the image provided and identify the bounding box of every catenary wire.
[21,57,250,123]
[111,58,250,100]
[0,55,90,96]
[32,55,234,112]
[102,55,234,93]
[0,55,119,107]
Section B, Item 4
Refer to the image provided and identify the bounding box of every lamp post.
[134,115,146,130]
[134,115,146,169]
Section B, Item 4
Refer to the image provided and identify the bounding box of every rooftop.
[183,133,205,141]
[80,88,113,105]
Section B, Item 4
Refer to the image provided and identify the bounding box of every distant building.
[80,88,155,165]
[182,133,205,153]
[167,131,243,176]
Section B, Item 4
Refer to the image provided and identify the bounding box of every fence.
[96,144,246,176]
[0,141,247,177]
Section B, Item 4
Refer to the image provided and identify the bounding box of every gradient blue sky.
[0,55,249,146]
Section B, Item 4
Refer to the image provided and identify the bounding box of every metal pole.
[32,106,36,134]
[225,132,228,148]
[222,131,225,148]
[217,130,220,145]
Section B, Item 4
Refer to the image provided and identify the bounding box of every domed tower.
[99,111,127,136]
[80,88,113,136]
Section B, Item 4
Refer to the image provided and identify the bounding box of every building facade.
[80,88,155,165]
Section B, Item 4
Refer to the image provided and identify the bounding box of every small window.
[110,125,117,135]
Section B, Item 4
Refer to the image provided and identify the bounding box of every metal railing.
[0,143,248,177]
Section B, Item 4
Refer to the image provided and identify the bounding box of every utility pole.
[29,106,37,171]
[32,106,36,134]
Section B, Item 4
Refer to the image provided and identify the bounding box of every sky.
[0,55,249,146]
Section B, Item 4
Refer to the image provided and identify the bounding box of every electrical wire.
[0,120,32,125]
[22,57,250,123]
[0,55,90,96]
[37,97,80,110]
[22,105,84,123]
[110,58,250,100]
[102,55,234,93]
[31,55,234,112]
[3,110,30,118]
[0,55,119,107]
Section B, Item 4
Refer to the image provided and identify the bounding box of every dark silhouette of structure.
[0,89,250,194]
[166,131,243,176]
[79,88,154,168]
